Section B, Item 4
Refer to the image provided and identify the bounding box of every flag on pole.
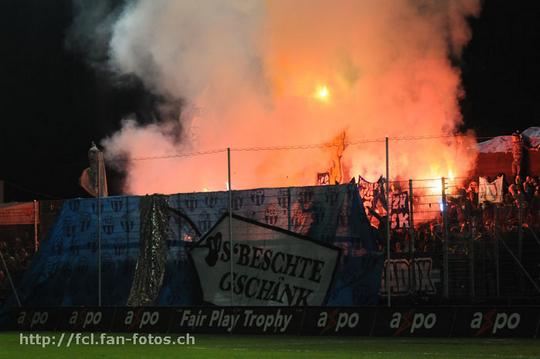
[80,142,108,197]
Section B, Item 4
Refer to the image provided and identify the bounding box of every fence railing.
[1,133,540,307]
[382,177,540,305]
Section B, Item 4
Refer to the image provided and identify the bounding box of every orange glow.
[102,0,481,196]
[314,85,330,102]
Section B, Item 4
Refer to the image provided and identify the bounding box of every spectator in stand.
[394,241,402,253]
[467,180,479,208]
[524,176,535,200]
[533,186,540,227]
[509,176,527,207]
[457,191,473,233]
[511,131,525,178]
[403,231,411,254]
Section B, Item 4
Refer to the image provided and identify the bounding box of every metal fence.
[383,177,540,305]
[1,137,540,307]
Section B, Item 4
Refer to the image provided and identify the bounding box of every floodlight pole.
[227,148,233,310]
[385,137,391,307]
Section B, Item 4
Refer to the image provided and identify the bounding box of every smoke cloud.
[96,0,481,194]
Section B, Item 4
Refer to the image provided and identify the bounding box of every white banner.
[191,214,340,306]
[479,176,503,204]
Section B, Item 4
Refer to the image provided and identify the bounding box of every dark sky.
[1,0,539,201]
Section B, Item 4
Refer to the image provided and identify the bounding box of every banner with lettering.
[316,172,330,185]
[479,176,503,204]
[2,184,382,309]
[358,176,387,228]
[190,214,340,306]
[389,191,410,229]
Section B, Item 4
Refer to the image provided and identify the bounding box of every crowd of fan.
[0,236,33,304]
[389,174,540,254]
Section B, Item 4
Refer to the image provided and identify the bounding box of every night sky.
[1,0,539,201]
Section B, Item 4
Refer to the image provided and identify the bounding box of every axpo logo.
[389,311,438,335]
[317,311,363,333]
[470,310,521,335]
[18,311,51,329]
[123,310,161,329]
[68,311,104,329]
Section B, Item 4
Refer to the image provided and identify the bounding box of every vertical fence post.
[518,202,523,261]
[469,229,475,300]
[517,195,525,295]
[441,177,449,299]
[408,179,415,295]
[385,137,391,307]
[97,156,102,307]
[33,200,39,252]
[0,249,21,307]
[287,188,292,231]
[495,206,500,297]
[227,148,233,309]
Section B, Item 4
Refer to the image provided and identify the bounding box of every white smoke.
[101,0,481,194]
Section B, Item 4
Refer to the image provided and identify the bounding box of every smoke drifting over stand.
[77,0,481,194]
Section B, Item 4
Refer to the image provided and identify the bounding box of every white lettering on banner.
[389,312,438,334]
[493,313,521,334]
[468,311,522,333]
[389,191,410,229]
[69,311,78,325]
[191,215,340,306]
[335,312,360,332]
[479,176,504,204]
[30,312,48,328]
[358,177,410,229]
[316,311,361,332]
[82,312,102,328]
[120,310,159,328]
[139,311,159,329]
[316,172,330,185]
[17,311,27,325]
[379,258,437,296]
[177,309,292,333]
[358,176,387,228]
[243,310,292,333]
[125,311,134,325]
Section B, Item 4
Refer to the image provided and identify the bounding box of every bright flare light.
[314,85,330,102]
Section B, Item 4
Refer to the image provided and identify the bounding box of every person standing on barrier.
[511,131,525,178]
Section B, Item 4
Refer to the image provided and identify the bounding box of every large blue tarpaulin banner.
[2,184,382,309]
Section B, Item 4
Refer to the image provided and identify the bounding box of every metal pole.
[0,249,21,307]
[227,148,233,309]
[287,188,292,231]
[385,137,391,307]
[97,153,102,307]
[408,179,415,294]
[469,230,475,300]
[33,200,39,252]
[499,233,540,294]
[518,203,523,261]
[495,207,500,297]
[442,177,449,299]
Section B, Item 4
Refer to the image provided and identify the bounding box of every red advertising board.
[0,202,37,225]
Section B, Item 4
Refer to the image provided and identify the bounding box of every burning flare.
[314,85,330,103]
